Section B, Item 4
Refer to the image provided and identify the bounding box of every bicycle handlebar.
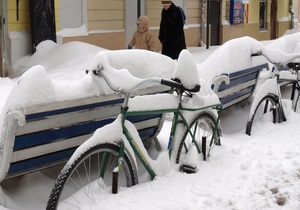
[251,52,261,57]
[251,50,300,65]
[88,63,200,94]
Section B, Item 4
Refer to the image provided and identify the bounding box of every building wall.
[220,0,292,43]
[4,0,297,57]
[63,0,126,50]
[7,0,30,32]
[7,0,60,32]
[63,0,202,51]
[87,0,124,31]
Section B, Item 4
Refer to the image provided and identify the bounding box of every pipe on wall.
[289,0,294,29]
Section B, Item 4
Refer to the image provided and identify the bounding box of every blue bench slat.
[14,118,114,150]
[227,63,268,78]
[218,71,258,91]
[126,114,161,122]
[8,126,158,176]
[15,114,162,150]
[219,86,254,104]
[8,148,76,175]
[26,98,124,121]
[212,63,268,109]
[139,127,158,140]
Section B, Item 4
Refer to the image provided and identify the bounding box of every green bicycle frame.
[120,93,222,180]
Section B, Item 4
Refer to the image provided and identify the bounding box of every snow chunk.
[8,65,56,110]
[172,49,200,90]
[198,36,266,85]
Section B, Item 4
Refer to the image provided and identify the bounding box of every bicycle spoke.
[47,144,136,209]
[176,113,220,164]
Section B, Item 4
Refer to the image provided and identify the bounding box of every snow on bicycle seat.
[172,50,200,92]
[90,51,155,93]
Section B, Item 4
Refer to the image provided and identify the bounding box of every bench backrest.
[1,86,167,180]
[211,63,268,109]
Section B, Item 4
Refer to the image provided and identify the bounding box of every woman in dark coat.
[159,1,186,60]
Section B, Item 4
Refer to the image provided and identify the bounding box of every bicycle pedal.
[180,164,197,174]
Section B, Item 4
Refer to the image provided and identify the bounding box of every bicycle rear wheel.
[175,112,220,164]
[246,94,283,136]
[47,143,136,210]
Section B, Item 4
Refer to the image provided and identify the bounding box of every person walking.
[159,0,186,59]
[128,15,156,51]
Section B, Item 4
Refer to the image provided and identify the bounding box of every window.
[259,0,267,31]
[60,0,83,29]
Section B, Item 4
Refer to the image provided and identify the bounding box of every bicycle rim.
[47,143,136,210]
[176,113,220,164]
[246,95,282,135]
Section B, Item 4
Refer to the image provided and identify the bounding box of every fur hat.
[161,1,172,5]
[136,15,149,31]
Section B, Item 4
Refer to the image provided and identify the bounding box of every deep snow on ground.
[1,33,300,209]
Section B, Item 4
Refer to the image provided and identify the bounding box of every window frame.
[259,0,267,31]
[59,0,87,36]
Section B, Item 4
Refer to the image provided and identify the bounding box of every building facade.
[0,0,299,77]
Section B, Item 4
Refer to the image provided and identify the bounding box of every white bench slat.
[11,118,160,163]
[16,105,121,135]
[216,80,256,98]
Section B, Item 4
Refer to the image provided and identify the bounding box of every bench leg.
[153,137,162,151]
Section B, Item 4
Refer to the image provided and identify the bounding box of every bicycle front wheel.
[175,112,220,164]
[47,143,136,210]
[246,94,283,136]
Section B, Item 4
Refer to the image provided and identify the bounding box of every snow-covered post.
[202,136,206,161]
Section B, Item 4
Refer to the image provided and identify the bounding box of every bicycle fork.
[98,140,125,194]
[112,140,125,194]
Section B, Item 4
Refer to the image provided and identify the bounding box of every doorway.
[210,0,221,46]
[125,1,139,48]
[0,0,3,77]
[270,0,277,40]
[29,0,56,52]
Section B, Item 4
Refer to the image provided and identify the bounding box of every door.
[125,0,139,48]
[270,0,277,39]
[210,0,221,46]
[29,0,56,52]
[0,0,3,77]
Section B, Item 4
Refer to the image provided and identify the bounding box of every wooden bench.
[0,85,168,182]
[211,63,269,110]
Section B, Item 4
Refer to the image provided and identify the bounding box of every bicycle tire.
[175,112,221,164]
[46,143,136,210]
[246,94,283,136]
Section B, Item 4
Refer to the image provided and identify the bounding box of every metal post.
[289,0,294,29]
[137,0,141,18]
[206,0,210,49]
[112,168,118,194]
[200,0,205,46]
[202,136,206,161]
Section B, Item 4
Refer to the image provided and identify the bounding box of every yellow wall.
[87,0,124,31]
[187,0,201,25]
[7,0,30,32]
[277,0,289,19]
[248,0,259,23]
[6,0,294,51]
[146,0,162,27]
[54,0,60,31]
[8,0,60,32]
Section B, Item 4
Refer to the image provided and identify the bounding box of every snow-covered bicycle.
[46,50,222,210]
[246,49,300,135]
